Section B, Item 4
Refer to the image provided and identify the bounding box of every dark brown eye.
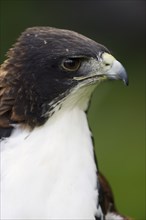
[62,58,81,71]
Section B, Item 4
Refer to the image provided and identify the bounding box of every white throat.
[1,107,98,219]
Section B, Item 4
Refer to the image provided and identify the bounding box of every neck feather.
[1,107,99,219]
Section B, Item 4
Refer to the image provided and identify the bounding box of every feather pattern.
[0,27,131,220]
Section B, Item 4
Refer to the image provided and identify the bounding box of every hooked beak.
[101,52,129,86]
[73,52,129,86]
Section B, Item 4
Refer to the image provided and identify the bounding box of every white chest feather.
[1,108,98,219]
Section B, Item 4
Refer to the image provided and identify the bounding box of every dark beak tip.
[119,68,129,86]
[123,77,129,86]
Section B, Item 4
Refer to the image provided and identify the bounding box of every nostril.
[105,63,110,66]
[102,52,115,67]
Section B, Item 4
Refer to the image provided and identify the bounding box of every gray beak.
[101,53,129,86]
[73,52,129,87]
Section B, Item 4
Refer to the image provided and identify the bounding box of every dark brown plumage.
[0,27,108,129]
[98,173,132,220]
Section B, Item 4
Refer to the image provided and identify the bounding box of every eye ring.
[61,58,81,72]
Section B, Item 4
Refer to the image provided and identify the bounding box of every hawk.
[0,27,130,219]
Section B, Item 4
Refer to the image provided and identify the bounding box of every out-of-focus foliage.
[0,1,145,219]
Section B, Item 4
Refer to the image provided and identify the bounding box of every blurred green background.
[0,0,145,219]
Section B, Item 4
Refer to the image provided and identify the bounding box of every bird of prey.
[0,27,130,220]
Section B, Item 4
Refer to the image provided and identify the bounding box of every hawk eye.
[62,58,81,72]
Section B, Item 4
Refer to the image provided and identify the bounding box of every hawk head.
[0,27,128,128]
